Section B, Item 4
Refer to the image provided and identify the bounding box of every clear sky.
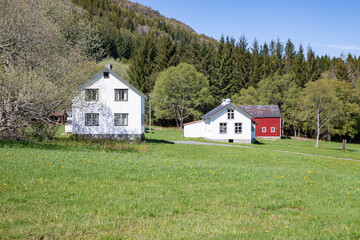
[134,0,360,58]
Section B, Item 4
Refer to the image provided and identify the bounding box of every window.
[227,108,234,119]
[262,127,266,133]
[271,127,275,132]
[219,123,227,134]
[114,113,128,126]
[85,89,99,101]
[235,123,242,134]
[103,72,109,79]
[85,113,99,126]
[115,89,128,101]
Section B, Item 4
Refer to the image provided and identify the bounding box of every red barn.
[239,105,281,138]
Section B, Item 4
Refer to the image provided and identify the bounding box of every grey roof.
[238,105,281,118]
[201,103,254,119]
[201,104,230,119]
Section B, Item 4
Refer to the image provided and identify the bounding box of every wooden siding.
[253,117,281,137]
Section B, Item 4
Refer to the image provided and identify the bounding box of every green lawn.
[1,128,360,239]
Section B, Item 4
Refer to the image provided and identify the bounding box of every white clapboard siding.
[71,67,146,138]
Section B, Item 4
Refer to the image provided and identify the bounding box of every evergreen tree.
[233,35,250,90]
[249,38,261,86]
[260,42,271,79]
[284,39,296,74]
[274,38,284,73]
[154,35,176,72]
[305,45,320,82]
[293,44,306,87]
[127,37,156,95]
[333,54,349,82]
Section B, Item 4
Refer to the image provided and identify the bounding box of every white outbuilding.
[71,64,146,140]
[184,99,256,143]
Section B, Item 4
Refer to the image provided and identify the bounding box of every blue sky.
[134,0,360,58]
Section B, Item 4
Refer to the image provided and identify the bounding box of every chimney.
[221,99,231,105]
[105,63,112,70]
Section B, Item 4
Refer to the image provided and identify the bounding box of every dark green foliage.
[127,37,156,94]
[293,44,307,87]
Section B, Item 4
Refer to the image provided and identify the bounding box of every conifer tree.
[260,42,271,79]
[293,44,307,87]
[333,54,350,82]
[284,39,296,74]
[249,38,261,86]
[274,38,284,73]
[127,37,156,94]
[154,35,176,72]
[305,45,320,82]
[233,35,250,90]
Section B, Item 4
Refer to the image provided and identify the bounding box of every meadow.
[1,127,360,239]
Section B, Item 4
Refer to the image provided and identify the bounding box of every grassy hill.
[1,128,359,238]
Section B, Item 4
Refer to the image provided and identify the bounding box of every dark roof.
[49,110,67,117]
[201,104,230,119]
[238,105,281,118]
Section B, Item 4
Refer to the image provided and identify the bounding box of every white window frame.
[115,89,128,101]
[271,127,275,132]
[235,122,242,134]
[219,123,227,134]
[227,108,234,119]
[85,89,99,101]
[85,113,99,126]
[262,127,266,133]
[114,113,128,126]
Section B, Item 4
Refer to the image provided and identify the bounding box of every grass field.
[1,127,360,239]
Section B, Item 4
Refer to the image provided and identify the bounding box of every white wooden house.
[71,64,146,140]
[184,99,256,143]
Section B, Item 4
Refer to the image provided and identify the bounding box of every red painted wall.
[253,117,281,137]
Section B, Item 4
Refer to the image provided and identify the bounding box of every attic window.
[103,72,109,79]
[227,109,234,119]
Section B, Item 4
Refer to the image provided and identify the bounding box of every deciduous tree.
[152,63,212,129]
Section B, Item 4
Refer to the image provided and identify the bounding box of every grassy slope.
[1,128,360,239]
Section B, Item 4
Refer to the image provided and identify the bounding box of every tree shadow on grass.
[145,138,174,144]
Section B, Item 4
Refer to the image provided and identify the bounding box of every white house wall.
[207,108,252,143]
[184,121,206,138]
[72,71,144,139]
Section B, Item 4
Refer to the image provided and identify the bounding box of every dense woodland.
[1,0,360,143]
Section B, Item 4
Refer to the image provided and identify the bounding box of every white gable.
[71,67,146,140]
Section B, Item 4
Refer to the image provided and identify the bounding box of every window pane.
[85,89,98,101]
[85,113,99,126]
[114,113,128,126]
[115,89,128,101]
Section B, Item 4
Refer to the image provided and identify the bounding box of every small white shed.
[184,99,256,143]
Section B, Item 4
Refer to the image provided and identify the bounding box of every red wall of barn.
[253,117,281,137]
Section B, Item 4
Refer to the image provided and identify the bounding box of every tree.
[152,63,212,129]
[305,45,320,82]
[127,37,156,95]
[284,39,296,74]
[293,44,307,87]
[301,79,343,148]
[0,0,99,140]
[231,86,261,106]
